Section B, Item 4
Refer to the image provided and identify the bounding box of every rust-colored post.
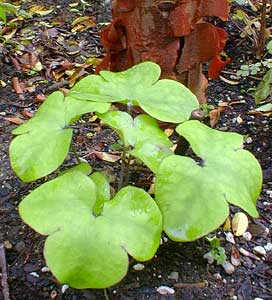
[98,0,230,103]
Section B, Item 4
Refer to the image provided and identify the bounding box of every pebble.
[225,232,235,244]
[242,231,252,241]
[156,286,175,295]
[30,272,39,278]
[41,266,50,273]
[222,261,235,275]
[213,273,222,281]
[254,298,264,300]
[61,285,69,294]
[203,252,214,264]
[133,263,145,271]
[264,243,272,252]
[266,190,272,198]
[4,240,12,249]
[253,246,266,256]
[168,271,179,281]
[246,137,253,144]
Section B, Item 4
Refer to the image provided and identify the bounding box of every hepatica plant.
[9,62,262,289]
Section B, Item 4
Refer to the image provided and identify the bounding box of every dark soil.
[0,1,271,300]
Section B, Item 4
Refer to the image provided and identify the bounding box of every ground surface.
[0,1,271,300]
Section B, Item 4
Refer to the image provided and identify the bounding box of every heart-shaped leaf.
[19,170,162,288]
[98,111,173,172]
[155,120,262,241]
[68,62,199,123]
[10,92,110,182]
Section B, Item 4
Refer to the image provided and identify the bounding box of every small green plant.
[253,40,272,104]
[0,3,17,23]
[237,63,262,77]
[205,236,226,265]
[9,62,262,289]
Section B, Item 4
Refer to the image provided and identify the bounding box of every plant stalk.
[71,144,81,164]
[104,288,110,300]
[118,146,130,190]
[258,0,268,57]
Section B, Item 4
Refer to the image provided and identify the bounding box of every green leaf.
[60,162,92,176]
[155,120,262,242]
[68,62,199,123]
[90,172,110,216]
[0,6,7,23]
[98,111,173,172]
[254,69,272,103]
[10,92,110,182]
[267,40,272,55]
[19,170,162,288]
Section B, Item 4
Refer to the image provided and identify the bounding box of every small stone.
[242,231,252,241]
[163,236,168,243]
[168,272,179,281]
[203,252,214,264]
[61,285,69,294]
[246,137,253,144]
[236,115,243,124]
[254,298,264,300]
[41,266,50,273]
[253,246,266,256]
[213,273,222,281]
[133,263,145,271]
[266,190,272,198]
[4,240,12,249]
[30,272,39,278]
[225,232,235,244]
[264,243,272,252]
[156,286,175,295]
[222,261,235,275]
[50,290,57,299]
[232,212,248,236]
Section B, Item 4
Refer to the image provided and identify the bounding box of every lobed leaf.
[68,62,199,123]
[155,120,262,241]
[98,111,173,172]
[10,92,110,182]
[19,170,162,288]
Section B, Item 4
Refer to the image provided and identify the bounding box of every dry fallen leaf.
[4,116,24,125]
[87,151,121,163]
[11,77,24,94]
[232,212,249,236]
[231,247,241,266]
[164,128,174,137]
[223,217,231,231]
[209,106,225,128]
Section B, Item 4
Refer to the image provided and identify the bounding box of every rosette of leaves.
[68,61,199,123]
[19,168,162,288]
[98,111,173,172]
[9,92,110,182]
[155,120,262,242]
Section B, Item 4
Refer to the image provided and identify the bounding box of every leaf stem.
[118,146,127,191]
[104,288,110,300]
[71,144,81,164]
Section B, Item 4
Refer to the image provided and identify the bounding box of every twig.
[0,243,10,300]
[103,288,110,300]
[46,80,69,92]
[174,281,207,289]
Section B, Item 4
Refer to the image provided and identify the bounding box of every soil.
[0,1,271,300]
